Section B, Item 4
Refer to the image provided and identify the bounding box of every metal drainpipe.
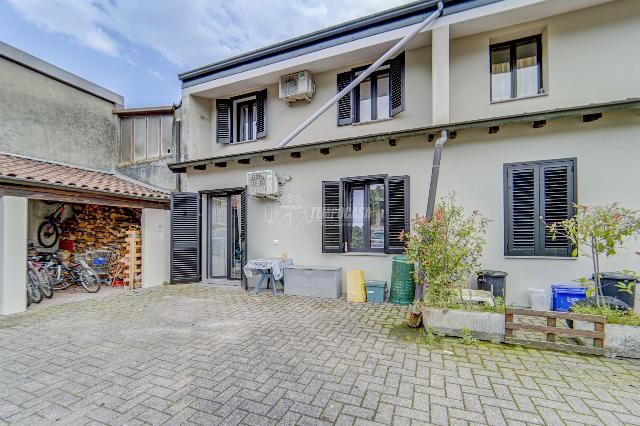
[276,0,444,148]
[414,129,448,303]
[425,130,448,218]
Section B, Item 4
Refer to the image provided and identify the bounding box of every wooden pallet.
[505,308,606,356]
[124,230,142,289]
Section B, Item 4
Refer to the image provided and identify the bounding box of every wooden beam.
[449,131,457,139]
[533,120,546,128]
[352,143,362,151]
[583,113,602,122]
[238,158,251,165]
[214,162,227,168]
[320,148,330,155]
[427,134,434,142]
[388,138,397,146]
[194,164,207,170]
[488,126,499,134]
[290,152,301,159]
[263,155,275,162]
[0,183,168,210]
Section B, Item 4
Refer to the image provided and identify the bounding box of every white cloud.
[6,0,412,69]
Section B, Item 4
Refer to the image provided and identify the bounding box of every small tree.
[548,203,640,307]
[404,194,488,308]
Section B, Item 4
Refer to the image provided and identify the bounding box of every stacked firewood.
[59,204,141,254]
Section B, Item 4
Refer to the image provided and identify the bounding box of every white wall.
[184,45,433,161]
[450,0,640,122]
[0,196,28,315]
[185,110,640,308]
[141,208,170,288]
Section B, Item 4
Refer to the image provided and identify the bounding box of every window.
[504,158,576,257]
[336,52,405,126]
[235,98,257,142]
[322,175,409,254]
[120,114,173,162]
[490,35,542,102]
[355,68,390,122]
[216,89,267,144]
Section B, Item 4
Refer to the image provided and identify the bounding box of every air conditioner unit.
[279,70,315,104]
[247,170,280,199]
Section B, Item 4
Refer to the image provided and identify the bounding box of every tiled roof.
[0,153,169,200]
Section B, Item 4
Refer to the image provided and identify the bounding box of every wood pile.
[124,230,142,289]
[59,204,141,254]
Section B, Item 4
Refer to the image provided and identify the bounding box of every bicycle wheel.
[37,221,60,248]
[38,268,54,299]
[27,269,43,304]
[26,288,31,308]
[79,268,101,293]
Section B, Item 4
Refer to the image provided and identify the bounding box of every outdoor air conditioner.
[247,170,280,199]
[279,70,315,104]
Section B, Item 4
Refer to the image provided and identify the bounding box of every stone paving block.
[0,284,638,426]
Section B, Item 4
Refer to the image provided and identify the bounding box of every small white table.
[244,258,293,295]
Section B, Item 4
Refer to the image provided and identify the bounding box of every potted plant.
[404,194,505,342]
[549,203,640,357]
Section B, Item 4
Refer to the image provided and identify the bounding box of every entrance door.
[207,190,246,284]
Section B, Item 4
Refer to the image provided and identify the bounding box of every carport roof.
[0,153,169,208]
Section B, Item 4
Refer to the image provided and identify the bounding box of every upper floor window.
[504,158,576,257]
[336,52,405,126]
[490,35,543,102]
[216,89,267,144]
[120,114,173,163]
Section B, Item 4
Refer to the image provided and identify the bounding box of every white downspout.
[425,130,448,218]
[277,1,444,148]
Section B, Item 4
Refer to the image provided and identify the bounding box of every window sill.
[504,256,577,260]
[490,92,548,104]
[351,117,394,126]
[342,252,388,257]
[230,138,258,145]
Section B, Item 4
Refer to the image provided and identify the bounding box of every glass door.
[209,196,228,278]
[208,192,245,281]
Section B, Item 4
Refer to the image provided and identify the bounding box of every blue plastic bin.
[551,285,588,311]
[365,280,387,303]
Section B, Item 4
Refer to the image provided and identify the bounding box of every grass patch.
[570,305,640,327]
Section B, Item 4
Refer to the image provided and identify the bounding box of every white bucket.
[529,288,550,311]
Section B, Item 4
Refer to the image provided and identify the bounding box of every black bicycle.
[44,254,101,293]
[37,203,66,248]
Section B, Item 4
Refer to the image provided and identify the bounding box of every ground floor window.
[504,158,576,256]
[322,175,409,254]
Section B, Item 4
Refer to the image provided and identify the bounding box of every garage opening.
[26,199,143,307]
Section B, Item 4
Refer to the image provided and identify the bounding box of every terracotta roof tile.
[0,153,169,200]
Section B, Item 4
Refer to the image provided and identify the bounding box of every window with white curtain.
[490,35,542,102]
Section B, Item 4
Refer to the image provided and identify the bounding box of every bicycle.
[44,254,101,293]
[27,263,43,304]
[37,203,66,248]
[28,257,54,299]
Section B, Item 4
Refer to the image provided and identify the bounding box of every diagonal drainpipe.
[276,0,444,148]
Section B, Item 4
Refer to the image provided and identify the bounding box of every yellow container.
[347,270,366,302]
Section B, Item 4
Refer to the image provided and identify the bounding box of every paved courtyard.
[1,284,639,426]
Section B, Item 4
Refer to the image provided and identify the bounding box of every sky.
[0,0,411,107]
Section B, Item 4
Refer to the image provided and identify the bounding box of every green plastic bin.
[390,255,415,305]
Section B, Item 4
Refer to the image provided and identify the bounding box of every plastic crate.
[365,280,387,304]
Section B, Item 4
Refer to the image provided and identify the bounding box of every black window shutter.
[256,89,267,139]
[540,160,575,257]
[505,164,538,256]
[322,181,342,253]
[240,188,248,289]
[216,99,232,144]
[336,71,354,126]
[170,192,201,283]
[385,175,409,254]
[389,52,405,117]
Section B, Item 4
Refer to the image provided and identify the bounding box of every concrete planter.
[422,307,505,342]
[605,324,640,359]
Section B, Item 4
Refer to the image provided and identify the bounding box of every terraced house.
[168,0,640,308]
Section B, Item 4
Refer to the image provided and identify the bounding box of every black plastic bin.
[597,272,636,308]
[477,270,508,299]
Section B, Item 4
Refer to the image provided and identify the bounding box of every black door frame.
[200,187,247,284]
